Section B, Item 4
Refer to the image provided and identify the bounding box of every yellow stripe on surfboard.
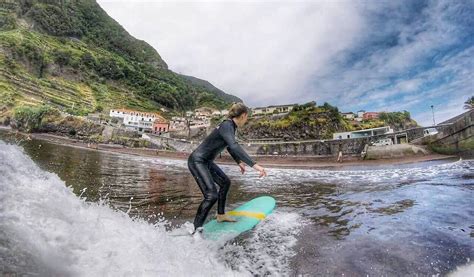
[227,210,266,220]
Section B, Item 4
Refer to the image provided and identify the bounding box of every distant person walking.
[337,142,343,163]
[187,103,267,234]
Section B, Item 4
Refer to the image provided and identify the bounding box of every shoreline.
[2,129,459,169]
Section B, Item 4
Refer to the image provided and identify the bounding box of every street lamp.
[430,105,436,125]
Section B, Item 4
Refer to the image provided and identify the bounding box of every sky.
[97,0,473,126]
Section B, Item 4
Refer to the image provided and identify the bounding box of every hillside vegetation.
[241,102,419,140]
[0,0,240,121]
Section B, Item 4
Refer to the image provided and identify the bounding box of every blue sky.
[98,0,473,126]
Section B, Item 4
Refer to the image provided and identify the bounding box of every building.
[109,108,166,133]
[341,112,355,120]
[190,118,210,128]
[220,109,228,116]
[333,126,393,140]
[212,110,222,117]
[86,113,102,123]
[363,112,380,120]
[169,120,187,131]
[109,109,127,119]
[194,107,215,117]
[153,117,169,135]
[252,104,297,116]
[354,110,366,122]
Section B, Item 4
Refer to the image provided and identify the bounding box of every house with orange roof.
[109,108,167,133]
[153,117,170,135]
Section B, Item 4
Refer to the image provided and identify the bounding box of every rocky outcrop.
[241,116,344,140]
[38,116,104,140]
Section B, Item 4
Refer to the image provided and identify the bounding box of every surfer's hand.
[253,164,267,177]
[238,162,246,174]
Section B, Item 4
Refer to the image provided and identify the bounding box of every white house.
[169,120,187,131]
[333,126,393,140]
[190,118,210,128]
[220,109,228,116]
[109,109,127,119]
[212,110,222,117]
[195,107,215,117]
[355,110,366,121]
[252,104,297,116]
[109,109,164,133]
[341,112,355,120]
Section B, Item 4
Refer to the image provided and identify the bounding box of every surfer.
[188,103,267,233]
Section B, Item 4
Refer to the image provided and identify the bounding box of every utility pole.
[431,105,436,125]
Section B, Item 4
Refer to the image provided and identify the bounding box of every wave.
[0,141,303,276]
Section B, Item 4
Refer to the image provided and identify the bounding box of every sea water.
[0,135,472,276]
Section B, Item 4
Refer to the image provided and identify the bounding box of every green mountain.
[0,0,241,117]
[179,74,241,104]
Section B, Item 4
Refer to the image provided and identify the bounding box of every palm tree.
[464,96,474,110]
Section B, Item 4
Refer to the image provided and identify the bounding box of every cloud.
[97,0,364,106]
[310,0,473,124]
[97,0,473,126]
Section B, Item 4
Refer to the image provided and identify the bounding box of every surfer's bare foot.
[216,214,237,222]
[192,227,203,236]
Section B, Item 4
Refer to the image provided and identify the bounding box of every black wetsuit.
[188,119,256,229]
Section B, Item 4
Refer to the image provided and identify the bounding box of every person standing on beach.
[187,103,267,233]
[337,142,343,163]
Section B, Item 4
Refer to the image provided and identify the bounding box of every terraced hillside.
[0,0,240,120]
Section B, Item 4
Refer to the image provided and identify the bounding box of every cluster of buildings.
[109,109,169,134]
[109,107,230,136]
[108,103,388,141]
[340,110,381,122]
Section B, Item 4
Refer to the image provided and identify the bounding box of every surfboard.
[203,196,276,241]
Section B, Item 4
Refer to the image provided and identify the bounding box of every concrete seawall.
[365,144,429,160]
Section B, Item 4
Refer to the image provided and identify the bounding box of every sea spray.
[0,142,304,276]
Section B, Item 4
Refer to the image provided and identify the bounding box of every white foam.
[221,211,304,275]
[448,261,474,277]
[0,142,303,276]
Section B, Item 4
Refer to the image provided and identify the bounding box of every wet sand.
[15,131,457,169]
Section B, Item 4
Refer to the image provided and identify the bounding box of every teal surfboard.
[203,196,276,240]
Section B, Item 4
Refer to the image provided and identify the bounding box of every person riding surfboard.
[187,103,267,234]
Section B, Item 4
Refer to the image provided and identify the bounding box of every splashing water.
[0,142,303,276]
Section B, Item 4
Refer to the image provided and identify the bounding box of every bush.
[12,105,57,132]
[52,49,72,67]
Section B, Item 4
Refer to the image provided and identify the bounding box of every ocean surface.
[1,132,473,276]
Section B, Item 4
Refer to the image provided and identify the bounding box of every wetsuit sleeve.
[219,121,256,167]
[227,146,241,164]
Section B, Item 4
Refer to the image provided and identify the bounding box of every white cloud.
[97,0,364,106]
[97,0,472,125]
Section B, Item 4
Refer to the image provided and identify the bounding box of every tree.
[464,96,474,110]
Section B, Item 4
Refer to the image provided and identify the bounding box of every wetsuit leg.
[188,156,218,229]
[209,162,231,215]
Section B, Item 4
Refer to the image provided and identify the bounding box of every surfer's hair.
[227,102,249,119]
